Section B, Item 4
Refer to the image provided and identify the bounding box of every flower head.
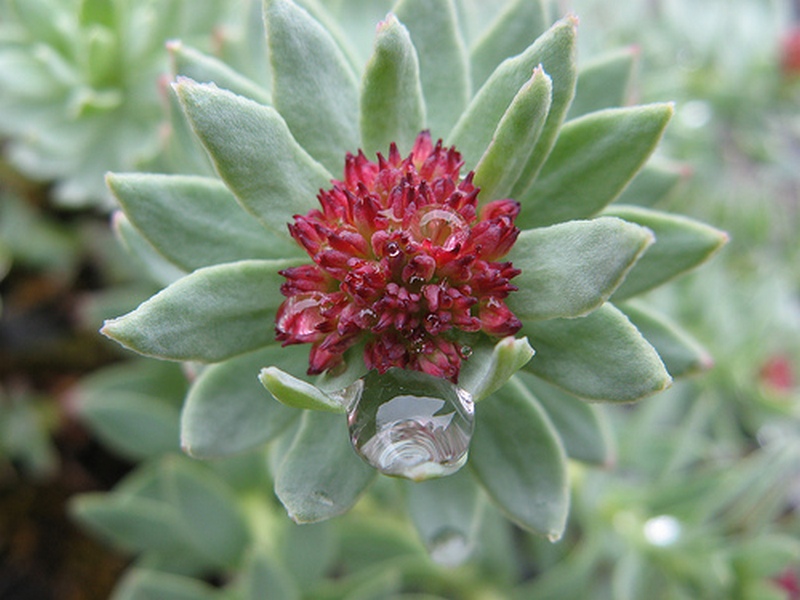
[275,131,522,381]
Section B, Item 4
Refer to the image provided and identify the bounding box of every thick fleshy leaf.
[469,377,569,539]
[567,47,638,119]
[506,218,654,321]
[265,0,360,173]
[174,79,332,236]
[517,104,674,229]
[604,205,729,300]
[518,372,614,466]
[113,570,217,600]
[521,303,672,402]
[469,0,550,89]
[108,174,299,272]
[259,366,346,413]
[405,469,484,567]
[102,259,302,362]
[76,391,180,461]
[360,14,425,156]
[162,458,250,568]
[239,548,300,600]
[112,212,185,287]
[393,0,470,138]
[473,67,552,201]
[168,41,271,105]
[280,521,337,591]
[458,336,535,402]
[451,17,576,172]
[275,410,376,523]
[620,300,713,378]
[615,159,687,207]
[181,346,307,458]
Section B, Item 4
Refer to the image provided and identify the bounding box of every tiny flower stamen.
[275,131,522,382]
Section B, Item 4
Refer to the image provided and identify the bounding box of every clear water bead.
[346,369,474,481]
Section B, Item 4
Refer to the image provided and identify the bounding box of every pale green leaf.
[77,391,180,461]
[275,410,376,523]
[162,458,250,568]
[619,300,713,378]
[239,548,300,600]
[174,79,332,236]
[473,67,552,201]
[108,174,299,272]
[451,17,576,173]
[517,104,674,229]
[360,14,425,156]
[567,47,638,119]
[112,212,185,287]
[181,346,307,458]
[469,0,550,89]
[469,377,569,538]
[518,372,614,466]
[521,303,672,402]
[458,336,535,402]
[112,569,217,600]
[615,159,688,207]
[604,205,729,299]
[259,366,346,413]
[102,259,302,362]
[405,469,483,566]
[506,218,654,320]
[393,0,470,138]
[168,41,271,105]
[265,0,360,173]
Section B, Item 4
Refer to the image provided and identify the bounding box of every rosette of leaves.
[100,0,726,546]
[0,0,244,208]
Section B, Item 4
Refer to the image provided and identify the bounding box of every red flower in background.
[276,131,522,382]
[781,26,800,75]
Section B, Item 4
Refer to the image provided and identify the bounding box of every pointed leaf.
[265,0,360,172]
[360,14,425,156]
[451,17,576,172]
[405,469,483,567]
[393,0,470,138]
[604,205,729,299]
[181,346,306,458]
[112,212,185,287]
[112,569,217,600]
[259,366,346,413]
[473,67,552,201]
[77,391,181,461]
[174,79,332,236]
[506,218,654,321]
[521,303,672,402]
[518,372,614,466]
[168,41,272,105]
[469,377,569,539]
[567,47,638,119]
[162,458,250,568]
[108,174,299,272]
[458,336,535,402]
[517,104,674,229]
[620,300,713,378]
[615,159,688,207]
[275,410,376,523]
[102,259,302,362]
[469,0,550,89]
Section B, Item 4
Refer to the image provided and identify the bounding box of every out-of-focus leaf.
[111,569,217,600]
[614,159,687,207]
[567,47,637,119]
[238,548,300,600]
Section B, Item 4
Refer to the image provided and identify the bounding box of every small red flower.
[275,131,522,382]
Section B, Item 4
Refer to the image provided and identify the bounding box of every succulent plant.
[100,0,726,545]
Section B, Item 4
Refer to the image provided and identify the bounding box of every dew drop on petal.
[346,369,474,481]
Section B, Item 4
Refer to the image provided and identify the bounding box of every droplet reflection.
[346,369,474,481]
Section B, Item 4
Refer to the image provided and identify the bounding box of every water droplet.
[459,345,473,358]
[412,206,469,251]
[346,369,474,481]
[643,515,681,546]
[429,528,472,567]
[385,241,402,257]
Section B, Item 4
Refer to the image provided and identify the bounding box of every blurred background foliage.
[1,0,798,598]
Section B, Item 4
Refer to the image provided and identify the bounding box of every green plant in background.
[0,0,259,208]
[93,0,726,562]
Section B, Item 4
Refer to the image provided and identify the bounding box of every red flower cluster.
[275,131,522,382]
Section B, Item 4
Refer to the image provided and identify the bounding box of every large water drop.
[346,369,474,481]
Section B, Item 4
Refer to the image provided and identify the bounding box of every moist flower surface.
[276,131,522,381]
